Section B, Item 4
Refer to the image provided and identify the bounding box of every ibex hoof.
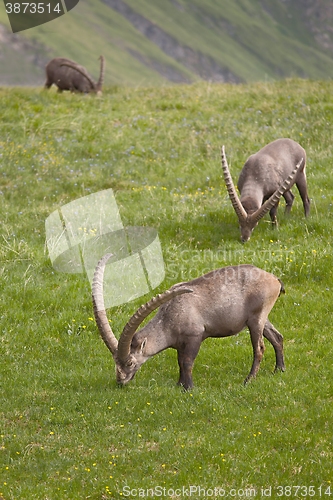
[274,365,286,373]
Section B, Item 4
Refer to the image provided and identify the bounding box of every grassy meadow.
[0,79,333,499]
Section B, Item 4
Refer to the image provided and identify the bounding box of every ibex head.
[221,146,304,242]
[92,253,192,385]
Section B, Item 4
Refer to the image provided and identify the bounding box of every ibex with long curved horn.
[45,55,105,95]
[92,254,286,389]
[221,138,310,242]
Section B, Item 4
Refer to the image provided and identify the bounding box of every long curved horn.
[117,284,193,364]
[60,61,96,89]
[249,158,304,223]
[92,253,118,357]
[221,146,248,221]
[96,55,105,94]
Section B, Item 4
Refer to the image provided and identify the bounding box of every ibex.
[45,55,105,95]
[221,138,310,242]
[92,253,286,389]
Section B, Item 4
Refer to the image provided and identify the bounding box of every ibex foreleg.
[269,202,279,226]
[283,190,295,215]
[177,340,201,390]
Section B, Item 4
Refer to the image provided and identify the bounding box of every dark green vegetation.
[0,79,333,498]
[1,0,333,86]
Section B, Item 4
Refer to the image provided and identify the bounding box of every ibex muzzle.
[221,138,310,242]
[92,254,286,389]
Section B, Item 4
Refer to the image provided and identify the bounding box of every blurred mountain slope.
[0,0,333,86]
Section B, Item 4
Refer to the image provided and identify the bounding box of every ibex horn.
[92,253,119,358]
[96,55,105,94]
[249,158,304,224]
[221,146,248,222]
[59,62,96,89]
[117,284,193,364]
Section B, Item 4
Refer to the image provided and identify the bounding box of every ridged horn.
[96,55,105,94]
[59,61,96,89]
[249,158,304,224]
[92,253,118,357]
[117,284,193,364]
[221,146,248,221]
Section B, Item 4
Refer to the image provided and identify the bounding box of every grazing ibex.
[92,253,286,389]
[222,138,310,242]
[45,55,105,95]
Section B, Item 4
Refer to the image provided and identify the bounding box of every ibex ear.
[140,338,147,354]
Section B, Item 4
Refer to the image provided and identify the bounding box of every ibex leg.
[283,190,295,215]
[269,202,279,225]
[263,320,285,372]
[244,321,266,384]
[177,341,201,390]
[296,175,310,217]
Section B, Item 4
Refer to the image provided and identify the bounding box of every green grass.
[0,79,333,499]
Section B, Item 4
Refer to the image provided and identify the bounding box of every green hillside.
[1,78,333,499]
[1,0,333,86]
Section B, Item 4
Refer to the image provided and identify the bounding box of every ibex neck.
[240,187,263,214]
[136,316,171,356]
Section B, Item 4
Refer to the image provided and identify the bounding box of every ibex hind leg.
[244,321,266,384]
[296,174,310,217]
[263,320,285,373]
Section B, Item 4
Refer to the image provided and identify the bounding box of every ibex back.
[92,254,286,389]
